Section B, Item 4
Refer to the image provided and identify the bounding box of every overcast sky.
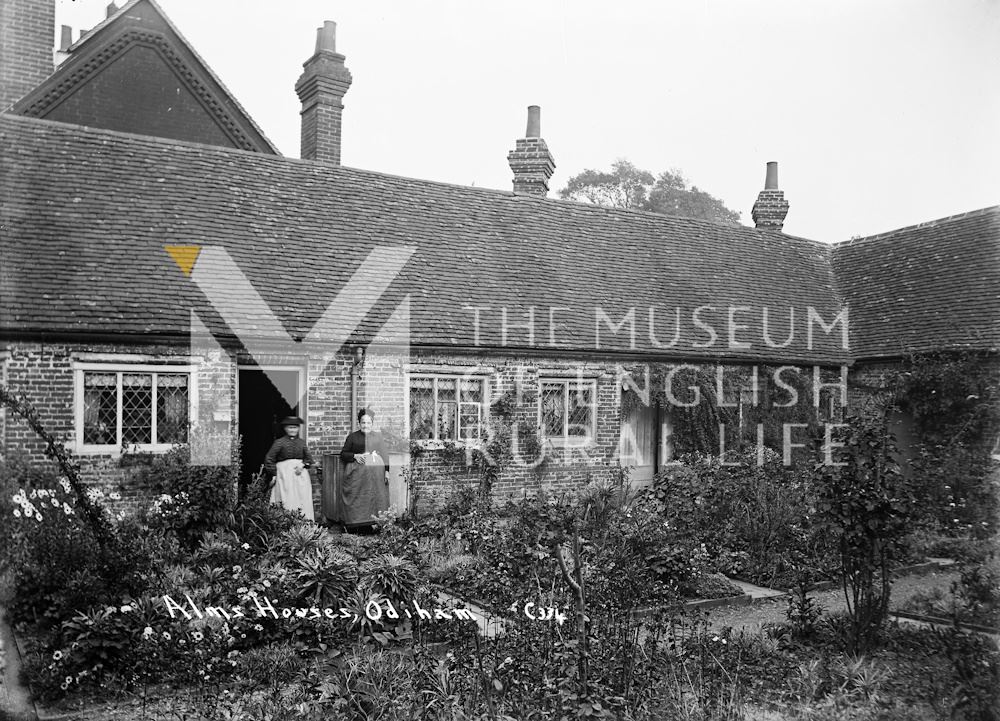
[57,0,1000,243]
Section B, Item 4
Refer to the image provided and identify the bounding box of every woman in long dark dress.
[339,408,391,525]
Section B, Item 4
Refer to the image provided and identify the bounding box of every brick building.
[1,0,997,514]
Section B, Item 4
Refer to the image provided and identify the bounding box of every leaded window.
[81,370,189,447]
[409,375,485,442]
[539,379,596,443]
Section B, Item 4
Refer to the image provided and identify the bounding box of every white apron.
[270,458,315,521]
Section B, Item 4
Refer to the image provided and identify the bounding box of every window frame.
[73,363,198,454]
[405,372,489,445]
[538,377,598,446]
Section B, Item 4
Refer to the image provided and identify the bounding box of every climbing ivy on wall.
[894,350,1000,535]
[620,363,826,458]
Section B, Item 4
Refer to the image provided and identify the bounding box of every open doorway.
[237,367,303,495]
[619,400,673,486]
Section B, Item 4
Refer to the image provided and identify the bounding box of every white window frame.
[405,373,488,446]
[538,377,598,446]
[73,363,198,455]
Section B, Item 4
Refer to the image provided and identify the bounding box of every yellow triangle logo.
[165,245,201,277]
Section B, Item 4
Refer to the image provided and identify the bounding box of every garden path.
[705,570,961,633]
[0,603,37,720]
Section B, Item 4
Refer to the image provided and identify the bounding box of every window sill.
[411,439,483,451]
[542,437,598,450]
[72,443,179,457]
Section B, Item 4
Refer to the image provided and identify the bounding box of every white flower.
[109,492,121,501]
[120,605,132,613]
[253,624,263,631]
[162,632,171,640]
[241,543,250,550]
[262,580,270,588]
[142,626,154,638]
[51,498,59,507]
[13,509,21,518]
[53,650,64,660]
[232,565,242,573]
[30,490,37,499]
[34,513,42,522]
[192,631,203,642]
[65,675,73,684]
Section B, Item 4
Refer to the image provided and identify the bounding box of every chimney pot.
[751,161,789,231]
[316,21,336,53]
[765,161,779,190]
[59,25,73,52]
[296,20,352,164]
[106,2,118,18]
[508,105,556,197]
[526,105,541,138]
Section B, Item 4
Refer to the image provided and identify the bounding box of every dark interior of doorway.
[238,368,300,497]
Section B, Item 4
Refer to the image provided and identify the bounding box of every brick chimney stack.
[0,0,55,111]
[295,21,352,164]
[507,105,556,197]
[751,161,789,231]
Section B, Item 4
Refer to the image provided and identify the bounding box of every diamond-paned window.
[539,379,597,443]
[80,370,190,447]
[157,374,189,444]
[409,377,435,440]
[408,375,486,442]
[540,384,565,436]
[122,374,153,444]
[83,373,117,444]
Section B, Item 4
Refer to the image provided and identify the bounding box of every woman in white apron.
[263,416,315,521]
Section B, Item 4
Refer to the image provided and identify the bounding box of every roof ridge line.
[0,114,834,245]
[832,205,1000,247]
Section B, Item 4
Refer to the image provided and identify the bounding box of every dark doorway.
[238,368,302,495]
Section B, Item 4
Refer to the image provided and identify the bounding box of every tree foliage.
[559,159,741,225]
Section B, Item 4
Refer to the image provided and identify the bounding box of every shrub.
[4,480,160,631]
[645,450,835,589]
[360,554,420,605]
[132,441,237,549]
[816,413,918,654]
[290,547,358,607]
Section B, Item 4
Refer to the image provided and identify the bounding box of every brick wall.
[0,0,54,111]
[1,341,635,515]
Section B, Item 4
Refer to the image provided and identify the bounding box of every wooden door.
[619,402,674,486]
[619,402,657,485]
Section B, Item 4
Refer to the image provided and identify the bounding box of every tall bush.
[816,412,917,653]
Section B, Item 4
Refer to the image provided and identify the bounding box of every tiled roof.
[0,114,860,365]
[831,208,1000,359]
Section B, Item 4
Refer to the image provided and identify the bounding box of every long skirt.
[341,462,390,525]
[270,458,315,521]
